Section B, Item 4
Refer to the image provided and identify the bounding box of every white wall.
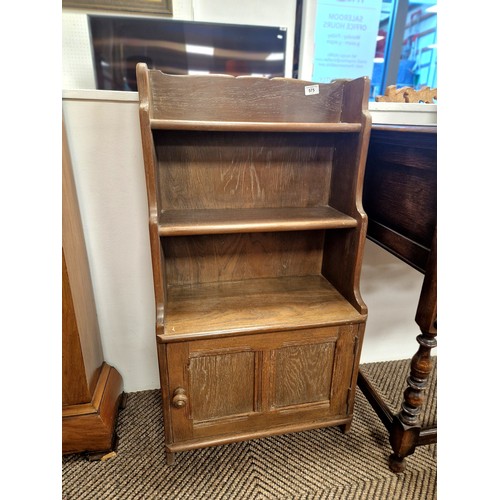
[62,90,428,392]
[360,240,424,363]
[63,91,159,391]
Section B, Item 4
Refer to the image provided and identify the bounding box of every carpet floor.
[62,357,437,499]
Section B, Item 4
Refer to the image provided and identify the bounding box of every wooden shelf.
[159,207,357,236]
[160,275,365,341]
[150,119,362,133]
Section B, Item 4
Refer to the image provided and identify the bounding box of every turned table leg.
[389,329,436,472]
[389,231,437,473]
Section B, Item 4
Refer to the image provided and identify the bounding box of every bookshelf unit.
[136,64,371,464]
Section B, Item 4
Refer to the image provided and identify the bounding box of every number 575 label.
[304,84,320,96]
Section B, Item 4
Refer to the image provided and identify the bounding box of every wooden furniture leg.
[388,231,437,472]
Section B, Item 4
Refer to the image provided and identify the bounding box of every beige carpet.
[62,358,437,499]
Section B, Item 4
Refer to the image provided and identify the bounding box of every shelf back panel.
[146,70,346,124]
[162,231,325,286]
[155,131,335,211]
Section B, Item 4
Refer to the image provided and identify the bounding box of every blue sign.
[312,0,383,82]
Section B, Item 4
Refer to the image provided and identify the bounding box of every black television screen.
[88,15,287,91]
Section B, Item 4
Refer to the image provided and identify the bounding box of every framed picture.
[62,0,173,16]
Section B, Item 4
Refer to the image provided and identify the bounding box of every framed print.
[63,0,173,16]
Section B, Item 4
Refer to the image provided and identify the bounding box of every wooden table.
[358,124,437,472]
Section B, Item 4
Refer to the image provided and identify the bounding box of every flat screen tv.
[88,15,287,91]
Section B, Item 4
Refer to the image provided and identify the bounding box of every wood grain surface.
[162,275,364,340]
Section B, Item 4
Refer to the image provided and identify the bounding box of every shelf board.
[159,275,365,341]
[150,119,362,133]
[159,207,357,236]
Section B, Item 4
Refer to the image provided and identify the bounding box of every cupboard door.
[165,325,360,446]
[166,341,259,443]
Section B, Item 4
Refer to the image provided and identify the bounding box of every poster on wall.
[312,0,383,83]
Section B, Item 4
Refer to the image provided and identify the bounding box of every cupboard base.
[164,415,354,464]
[159,323,364,463]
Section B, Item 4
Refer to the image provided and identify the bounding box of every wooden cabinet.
[136,64,372,463]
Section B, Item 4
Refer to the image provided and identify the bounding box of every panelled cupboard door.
[164,324,361,447]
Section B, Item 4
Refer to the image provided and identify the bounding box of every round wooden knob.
[172,387,188,408]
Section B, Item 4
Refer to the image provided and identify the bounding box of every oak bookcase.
[136,63,372,464]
